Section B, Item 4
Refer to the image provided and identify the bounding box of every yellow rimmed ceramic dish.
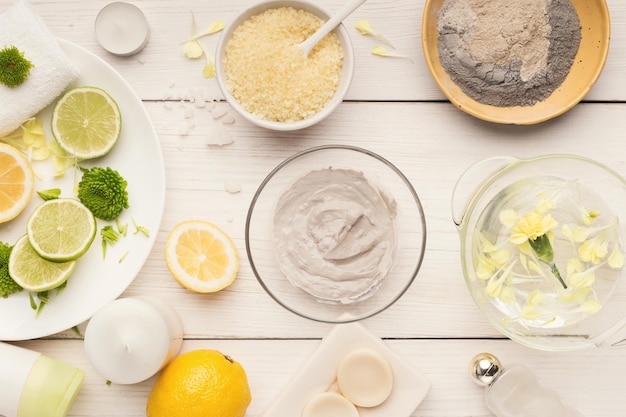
[422,0,610,125]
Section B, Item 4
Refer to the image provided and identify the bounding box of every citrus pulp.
[0,143,34,223]
[165,220,239,293]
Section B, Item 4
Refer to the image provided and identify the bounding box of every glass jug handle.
[596,317,626,348]
[451,156,517,227]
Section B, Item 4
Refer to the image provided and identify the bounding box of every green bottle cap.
[18,354,85,417]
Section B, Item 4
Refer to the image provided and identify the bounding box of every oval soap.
[302,392,359,417]
[337,348,393,407]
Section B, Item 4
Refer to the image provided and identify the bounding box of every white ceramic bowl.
[246,145,427,323]
[215,0,355,131]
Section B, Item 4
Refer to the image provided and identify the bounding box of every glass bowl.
[215,0,355,131]
[246,145,427,323]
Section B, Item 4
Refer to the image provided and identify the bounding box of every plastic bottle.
[0,342,84,417]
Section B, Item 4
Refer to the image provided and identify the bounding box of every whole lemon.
[146,349,251,417]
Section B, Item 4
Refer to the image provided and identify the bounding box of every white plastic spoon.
[298,0,367,57]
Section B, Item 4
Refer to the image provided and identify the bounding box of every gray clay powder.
[437,0,581,107]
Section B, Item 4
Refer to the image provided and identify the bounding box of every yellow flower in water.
[566,258,583,278]
[475,233,510,281]
[500,208,566,288]
[499,209,518,228]
[576,299,601,314]
[498,286,515,304]
[526,289,545,305]
[568,269,596,289]
[559,287,591,304]
[509,210,558,245]
[521,305,542,321]
[562,224,591,243]
[578,234,609,264]
[581,209,600,226]
[536,197,556,213]
[608,245,625,268]
[476,260,493,281]
[484,262,515,298]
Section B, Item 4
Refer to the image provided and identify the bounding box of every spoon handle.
[299,0,367,57]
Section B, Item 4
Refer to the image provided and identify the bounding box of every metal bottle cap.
[470,352,504,387]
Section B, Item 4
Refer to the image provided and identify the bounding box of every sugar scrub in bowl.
[246,145,427,322]
[215,0,355,131]
[453,155,626,351]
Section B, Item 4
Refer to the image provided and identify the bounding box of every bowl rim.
[215,0,355,131]
[421,0,611,125]
[245,144,428,323]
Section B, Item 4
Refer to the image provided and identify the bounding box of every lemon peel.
[146,349,250,417]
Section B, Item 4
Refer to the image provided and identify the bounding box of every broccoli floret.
[78,167,129,221]
[0,241,22,298]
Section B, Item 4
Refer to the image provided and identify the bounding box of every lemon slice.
[51,86,122,159]
[165,220,239,293]
[27,199,97,262]
[9,235,76,292]
[337,348,393,407]
[0,143,34,224]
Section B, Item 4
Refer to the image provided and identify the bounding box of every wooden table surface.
[2,0,626,416]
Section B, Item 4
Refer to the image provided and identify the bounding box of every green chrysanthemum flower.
[0,45,34,88]
[0,241,21,298]
[78,167,129,221]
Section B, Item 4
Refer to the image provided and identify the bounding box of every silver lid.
[469,352,503,387]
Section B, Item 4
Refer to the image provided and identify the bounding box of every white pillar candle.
[84,296,183,384]
[0,342,85,417]
[94,2,150,56]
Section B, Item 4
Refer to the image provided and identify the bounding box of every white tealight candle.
[95,2,150,56]
[84,296,183,384]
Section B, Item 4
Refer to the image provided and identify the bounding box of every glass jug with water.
[452,154,626,351]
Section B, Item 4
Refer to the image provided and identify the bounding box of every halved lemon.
[0,143,34,224]
[51,86,122,160]
[165,220,239,293]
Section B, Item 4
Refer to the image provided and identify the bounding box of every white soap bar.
[302,392,359,417]
[336,348,393,408]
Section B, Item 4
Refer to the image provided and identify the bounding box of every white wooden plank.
[12,337,626,417]
[3,0,623,102]
[43,101,626,340]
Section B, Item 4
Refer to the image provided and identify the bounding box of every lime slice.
[9,235,76,292]
[51,86,122,159]
[27,199,97,262]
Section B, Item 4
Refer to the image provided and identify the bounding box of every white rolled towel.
[0,0,79,136]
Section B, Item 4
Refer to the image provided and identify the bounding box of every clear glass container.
[453,155,626,350]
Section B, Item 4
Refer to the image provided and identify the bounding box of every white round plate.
[0,39,165,341]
